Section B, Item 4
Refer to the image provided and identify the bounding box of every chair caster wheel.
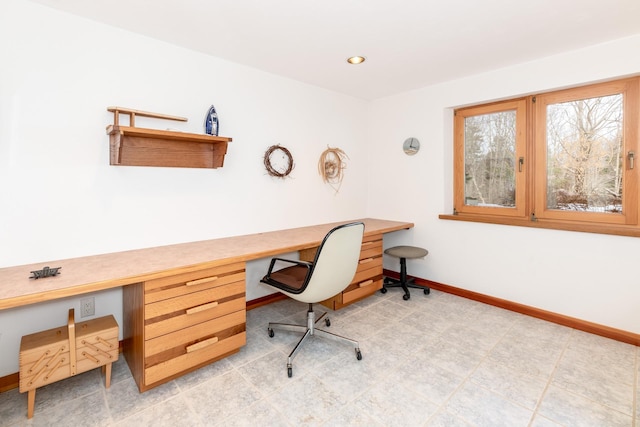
[403,293,410,301]
[355,349,362,360]
[380,288,387,294]
[325,318,331,327]
[287,366,293,378]
[268,328,274,338]
[424,288,430,295]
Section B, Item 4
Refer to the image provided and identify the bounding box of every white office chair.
[260,222,365,377]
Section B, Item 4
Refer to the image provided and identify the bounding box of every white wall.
[1,0,638,378]
[0,0,368,375]
[368,35,640,336]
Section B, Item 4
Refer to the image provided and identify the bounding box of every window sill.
[439,213,640,238]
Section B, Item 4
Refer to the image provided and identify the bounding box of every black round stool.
[381,245,430,300]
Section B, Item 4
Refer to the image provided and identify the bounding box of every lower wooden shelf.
[107,125,232,169]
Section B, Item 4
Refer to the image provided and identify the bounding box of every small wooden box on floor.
[19,309,119,419]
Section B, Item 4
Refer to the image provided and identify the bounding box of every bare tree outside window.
[464,111,517,208]
[546,94,623,213]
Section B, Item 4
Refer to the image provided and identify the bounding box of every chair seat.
[384,245,428,259]
[263,265,308,292]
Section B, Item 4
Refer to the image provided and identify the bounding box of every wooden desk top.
[0,218,413,310]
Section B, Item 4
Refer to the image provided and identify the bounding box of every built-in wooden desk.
[0,218,413,391]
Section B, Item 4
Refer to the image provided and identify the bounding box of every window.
[447,77,640,236]
[454,99,527,218]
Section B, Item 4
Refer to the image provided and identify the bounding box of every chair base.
[267,303,362,377]
[382,257,430,301]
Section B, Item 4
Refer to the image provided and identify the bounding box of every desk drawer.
[145,309,245,360]
[353,257,382,283]
[145,262,245,304]
[360,235,382,259]
[144,308,246,386]
[145,332,246,386]
[343,278,383,304]
[145,279,245,321]
[145,295,245,340]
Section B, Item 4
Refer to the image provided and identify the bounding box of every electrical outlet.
[80,297,95,318]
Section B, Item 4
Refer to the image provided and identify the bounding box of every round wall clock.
[403,137,420,155]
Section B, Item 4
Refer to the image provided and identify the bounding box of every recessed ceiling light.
[347,56,366,65]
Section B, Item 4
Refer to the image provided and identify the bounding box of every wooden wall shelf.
[106,107,232,169]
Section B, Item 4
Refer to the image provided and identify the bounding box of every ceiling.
[29,0,640,100]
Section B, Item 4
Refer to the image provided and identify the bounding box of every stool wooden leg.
[27,389,35,419]
[104,362,112,388]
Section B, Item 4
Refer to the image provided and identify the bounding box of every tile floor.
[1,289,638,426]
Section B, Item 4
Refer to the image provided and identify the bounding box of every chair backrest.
[296,222,365,303]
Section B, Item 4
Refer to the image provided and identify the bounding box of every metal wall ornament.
[29,266,61,279]
[263,144,294,178]
[318,146,349,193]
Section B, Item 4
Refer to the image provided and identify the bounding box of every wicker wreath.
[318,146,348,192]
[263,144,294,178]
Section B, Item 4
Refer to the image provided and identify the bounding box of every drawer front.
[145,329,246,385]
[146,268,245,305]
[352,257,382,283]
[342,278,383,304]
[76,317,119,345]
[362,233,382,244]
[145,309,245,359]
[360,238,382,260]
[145,280,245,321]
[19,343,70,392]
[146,295,245,340]
[76,346,119,374]
[76,328,119,374]
[145,262,245,291]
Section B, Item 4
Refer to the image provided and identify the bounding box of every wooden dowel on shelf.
[107,106,188,128]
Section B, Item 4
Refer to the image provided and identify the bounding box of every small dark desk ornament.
[29,266,61,279]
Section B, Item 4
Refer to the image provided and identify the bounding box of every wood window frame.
[453,99,527,218]
[442,76,640,238]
